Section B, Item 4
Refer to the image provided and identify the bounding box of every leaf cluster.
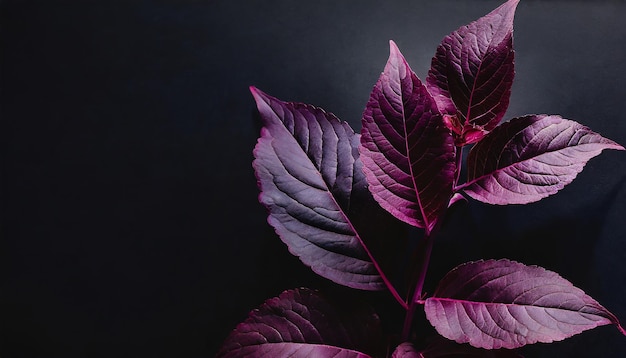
[217,1,625,356]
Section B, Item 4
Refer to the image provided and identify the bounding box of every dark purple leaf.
[424,259,626,349]
[427,0,518,145]
[461,115,625,205]
[251,87,391,291]
[216,288,382,358]
[359,41,456,232]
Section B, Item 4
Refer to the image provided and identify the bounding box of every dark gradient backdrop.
[2,1,626,357]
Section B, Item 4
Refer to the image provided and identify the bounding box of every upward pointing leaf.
[217,288,382,358]
[462,115,625,205]
[251,87,392,291]
[427,0,518,145]
[360,41,456,232]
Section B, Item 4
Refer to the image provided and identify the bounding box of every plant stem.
[455,145,464,184]
[400,145,463,341]
[400,226,436,341]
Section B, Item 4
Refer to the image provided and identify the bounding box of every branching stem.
[400,145,464,341]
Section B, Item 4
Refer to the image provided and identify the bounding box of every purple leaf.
[359,41,456,231]
[216,288,382,358]
[251,87,392,291]
[424,259,626,349]
[461,115,625,205]
[427,0,518,145]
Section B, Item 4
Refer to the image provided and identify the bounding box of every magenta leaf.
[251,87,398,292]
[461,115,625,205]
[426,0,518,145]
[424,259,626,349]
[216,288,382,358]
[359,41,456,232]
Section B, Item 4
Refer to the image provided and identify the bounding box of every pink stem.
[355,231,408,310]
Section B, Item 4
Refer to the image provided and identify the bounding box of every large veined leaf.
[359,41,456,232]
[216,288,382,358]
[461,115,625,205]
[424,259,626,349]
[427,0,518,145]
[251,87,390,291]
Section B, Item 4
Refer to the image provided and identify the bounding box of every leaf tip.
[502,0,521,11]
[249,85,265,102]
[249,86,277,113]
[387,39,405,65]
[504,0,521,19]
[388,39,399,52]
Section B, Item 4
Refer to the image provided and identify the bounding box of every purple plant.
[217,1,625,356]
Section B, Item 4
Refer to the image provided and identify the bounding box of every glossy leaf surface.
[463,115,624,204]
[251,87,389,290]
[425,259,626,349]
[217,288,381,358]
[427,0,518,145]
[360,41,455,232]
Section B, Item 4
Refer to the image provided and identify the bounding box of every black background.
[2,1,626,357]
